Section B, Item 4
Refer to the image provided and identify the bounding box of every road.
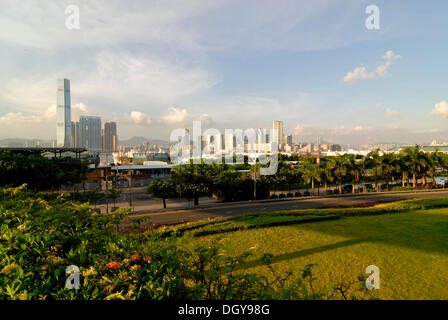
[123,190,448,226]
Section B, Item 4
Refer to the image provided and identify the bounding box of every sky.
[1,0,448,145]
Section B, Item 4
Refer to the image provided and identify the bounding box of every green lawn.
[178,207,448,299]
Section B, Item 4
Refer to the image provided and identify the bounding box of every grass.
[191,214,340,236]
[174,198,448,299]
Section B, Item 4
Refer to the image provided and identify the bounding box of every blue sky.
[1,0,448,144]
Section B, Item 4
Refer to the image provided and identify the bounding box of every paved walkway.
[120,189,448,226]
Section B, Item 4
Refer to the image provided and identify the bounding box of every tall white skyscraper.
[56,79,71,147]
[224,133,235,153]
[273,120,284,145]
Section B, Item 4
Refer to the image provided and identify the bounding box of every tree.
[397,154,410,187]
[330,156,347,195]
[172,163,217,205]
[345,155,362,194]
[401,145,425,188]
[320,159,335,194]
[79,160,89,191]
[215,170,245,201]
[0,151,65,190]
[365,149,382,191]
[146,178,176,209]
[379,153,399,190]
[426,150,444,185]
[106,187,122,212]
[300,163,321,196]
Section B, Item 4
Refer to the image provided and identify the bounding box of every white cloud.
[382,50,401,62]
[2,78,55,114]
[293,124,372,140]
[129,111,152,126]
[331,125,372,136]
[0,50,217,128]
[199,113,215,128]
[162,107,189,125]
[0,1,352,53]
[343,50,401,83]
[44,105,57,119]
[384,108,401,118]
[293,125,313,136]
[431,101,448,118]
[0,1,217,51]
[0,112,42,124]
[44,103,90,120]
[65,51,218,107]
[343,66,375,82]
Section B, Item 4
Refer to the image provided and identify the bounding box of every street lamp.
[128,176,132,207]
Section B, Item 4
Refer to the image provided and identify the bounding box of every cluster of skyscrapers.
[176,120,293,157]
[56,79,118,153]
[55,78,292,155]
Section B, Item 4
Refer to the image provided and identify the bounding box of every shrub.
[1,184,358,300]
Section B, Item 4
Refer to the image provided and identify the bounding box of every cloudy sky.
[1,0,448,144]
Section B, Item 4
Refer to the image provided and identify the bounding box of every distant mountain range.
[0,138,54,147]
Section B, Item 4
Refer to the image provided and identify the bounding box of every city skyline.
[1,1,448,145]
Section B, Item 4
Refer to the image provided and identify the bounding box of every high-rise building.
[224,133,235,153]
[79,116,102,152]
[103,121,118,153]
[214,134,224,153]
[256,128,269,145]
[71,121,79,148]
[56,79,71,147]
[286,135,293,145]
[273,121,284,145]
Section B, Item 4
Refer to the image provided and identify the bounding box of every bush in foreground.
[0,185,372,300]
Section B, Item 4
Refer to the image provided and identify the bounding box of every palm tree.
[345,155,362,194]
[301,163,322,196]
[401,145,425,188]
[360,156,370,192]
[420,153,430,186]
[397,154,410,187]
[379,153,399,190]
[365,149,382,191]
[330,156,347,195]
[426,150,443,185]
[321,160,335,194]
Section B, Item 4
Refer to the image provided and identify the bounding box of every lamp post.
[128,176,132,207]
[252,167,260,200]
[253,172,257,200]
